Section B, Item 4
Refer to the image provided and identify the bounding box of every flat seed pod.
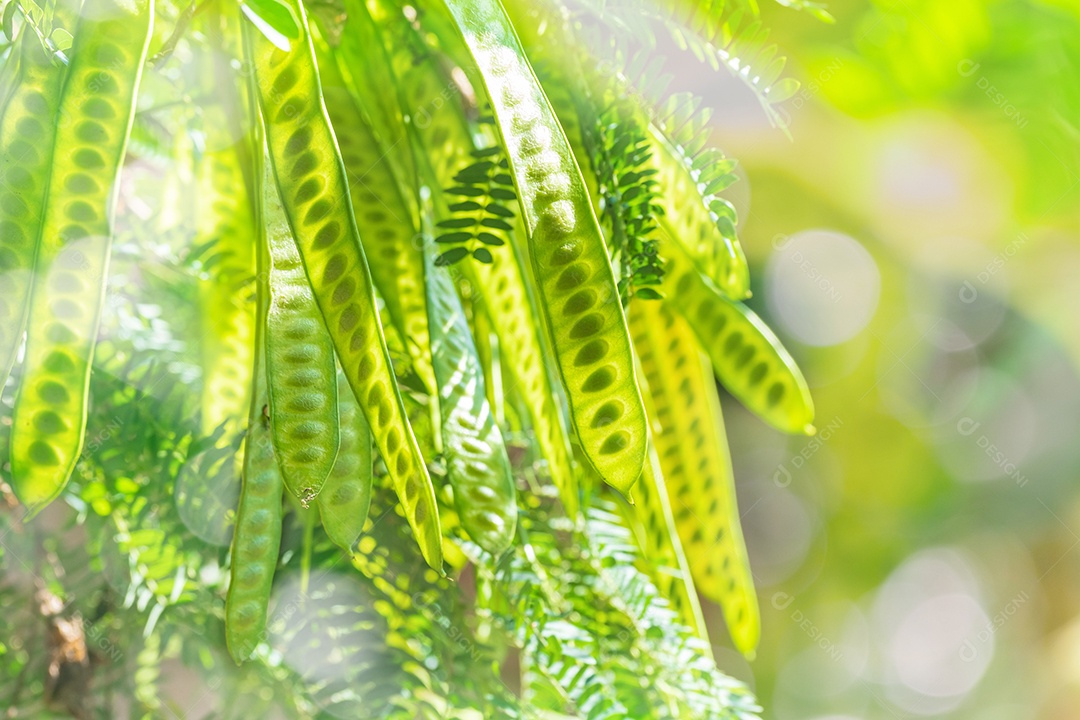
[370,4,578,515]
[226,349,285,664]
[317,364,374,553]
[264,165,339,504]
[648,128,750,299]
[194,12,258,439]
[313,28,436,396]
[10,0,154,513]
[661,233,815,435]
[0,0,79,393]
[424,238,516,555]
[629,297,760,656]
[442,0,648,496]
[244,0,442,570]
[619,437,709,641]
[195,148,257,438]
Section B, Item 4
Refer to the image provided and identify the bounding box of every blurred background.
[692,0,1080,717]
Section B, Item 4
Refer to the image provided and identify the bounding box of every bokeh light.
[765,230,881,347]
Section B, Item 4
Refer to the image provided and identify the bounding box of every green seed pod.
[367,1,579,516]
[10,0,154,514]
[629,297,759,656]
[442,0,648,497]
[0,0,78,392]
[317,365,374,553]
[648,128,750,299]
[312,27,436,396]
[194,11,258,439]
[619,438,709,641]
[226,336,285,664]
[264,166,339,504]
[195,145,257,438]
[661,233,815,435]
[424,238,516,555]
[243,0,442,570]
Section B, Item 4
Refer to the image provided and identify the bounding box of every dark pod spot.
[285,126,313,156]
[287,393,324,412]
[16,117,44,140]
[59,224,90,243]
[8,141,37,165]
[43,351,75,374]
[81,97,115,120]
[75,121,108,144]
[569,313,603,340]
[72,148,104,171]
[291,446,325,464]
[66,202,97,223]
[65,173,100,195]
[331,278,356,306]
[556,265,589,290]
[599,431,630,455]
[357,352,375,381]
[724,331,744,356]
[273,66,300,95]
[23,91,48,115]
[294,177,323,204]
[291,420,324,439]
[767,382,786,406]
[574,338,608,366]
[28,440,60,465]
[287,368,322,387]
[563,289,597,316]
[37,380,70,404]
[548,243,582,267]
[45,322,77,344]
[312,221,340,249]
[749,362,768,386]
[0,193,26,217]
[323,254,347,284]
[581,366,615,393]
[591,401,623,428]
[735,346,755,369]
[33,410,67,434]
[0,222,23,249]
[290,151,318,180]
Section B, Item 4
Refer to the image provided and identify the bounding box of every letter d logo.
[957,59,981,77]
[774,464,792,487]
[959,281,978,304]
[957,417,981,436]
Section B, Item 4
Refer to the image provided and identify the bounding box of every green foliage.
[0,0,823,716]
[582,98,667,304]
[436,145,519,267]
